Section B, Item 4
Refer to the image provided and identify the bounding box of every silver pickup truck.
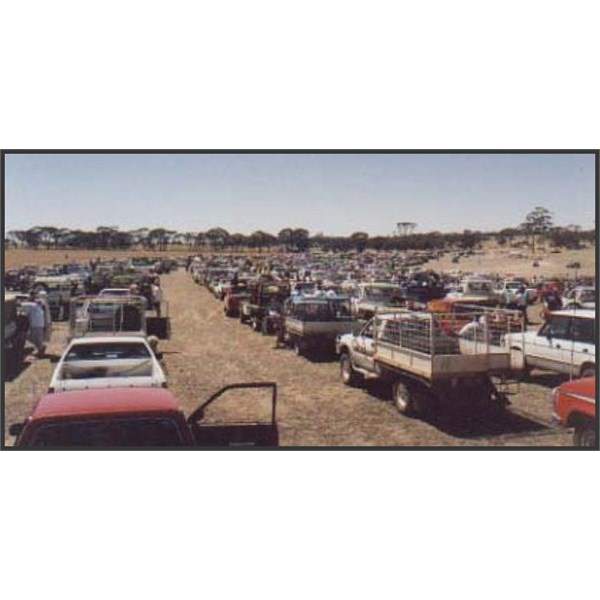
[284,295,355,357]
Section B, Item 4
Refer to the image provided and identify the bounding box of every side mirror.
[9,422,24,437]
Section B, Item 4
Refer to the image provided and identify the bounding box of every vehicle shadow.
[4,348,34,382]
[522,371,569,389]
[363,380,550,440]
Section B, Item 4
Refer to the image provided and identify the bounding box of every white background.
[1,2,598,600]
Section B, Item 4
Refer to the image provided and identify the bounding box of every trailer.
[337,305,524,416]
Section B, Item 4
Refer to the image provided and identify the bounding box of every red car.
[9,383,278,448]
[552,377,596,447]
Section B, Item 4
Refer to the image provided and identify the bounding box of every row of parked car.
[6,260,279,448]
[192,254,596,447]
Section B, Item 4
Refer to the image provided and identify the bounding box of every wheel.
[580,365,595,379]
[392,379,415,415]
[573,423,596,447]
[340,353,359,386]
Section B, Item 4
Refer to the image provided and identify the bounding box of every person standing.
[516,285,528,326]
[152,279,163,317]
[27,297,47,357]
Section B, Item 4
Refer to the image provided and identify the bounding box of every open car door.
[187,382,278,447]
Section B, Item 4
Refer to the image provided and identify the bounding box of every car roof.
[31,388,180,421]
[68,335,149,345]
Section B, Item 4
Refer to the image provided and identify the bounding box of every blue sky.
[4,153,595,236]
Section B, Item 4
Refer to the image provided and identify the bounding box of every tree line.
[5,208,595,254]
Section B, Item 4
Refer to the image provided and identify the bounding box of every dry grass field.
[4,251,579,447]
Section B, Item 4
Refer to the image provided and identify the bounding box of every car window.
[65,342,151,361]
[539,316,571,340]
[571,317,595,344]
[29,417,185,447]
[362,322,374,338]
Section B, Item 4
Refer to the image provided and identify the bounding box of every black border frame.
[2,149,598,451]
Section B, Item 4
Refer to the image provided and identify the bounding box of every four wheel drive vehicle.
[223,285,252,317]
[4,293,29,372]
[9,383,279,447]
[239,281,290,332]
[503,309,595,379]
[336,308,520,416]
[283,295,355,356]
[445,276,498,303]
[69,296,171,340]
[351,282,404,319]
[552,377,596,447]
[562,286,596,310]
[32,275,82,320]
[496,280,538,306]
[48,335,167,393]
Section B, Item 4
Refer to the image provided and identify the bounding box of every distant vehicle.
[562,286,596,310]
[445,276,498,303]
[98,288,132,297]
[48,335,167,393]
[503,309,595,378]
[9,383,279,447]
[496,280,537,306]
[283,295,354,357]
[552,377,596,447]
[351,282,404,319]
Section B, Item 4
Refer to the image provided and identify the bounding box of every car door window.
[539,316,571,340]
[571,318,595,344]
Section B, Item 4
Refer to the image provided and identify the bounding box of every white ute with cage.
[336,306,524,416]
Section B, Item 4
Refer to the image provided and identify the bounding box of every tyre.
[340,353,359,386]
[580,365,595,379]
[392,379,415,415]
[573,423,596,447]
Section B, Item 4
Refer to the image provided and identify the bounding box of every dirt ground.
[3,269,574,447]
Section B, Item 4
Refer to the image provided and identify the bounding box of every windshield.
[65,342,151,361]
[29,417,185,447]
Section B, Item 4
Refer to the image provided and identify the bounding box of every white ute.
[48,335,167,393]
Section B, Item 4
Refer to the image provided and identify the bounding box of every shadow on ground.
[363,380,550,440]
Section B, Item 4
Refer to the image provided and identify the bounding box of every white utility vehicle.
[503,309,595,378]
[48,335,167,393]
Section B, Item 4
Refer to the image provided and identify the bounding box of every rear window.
[29,417,185,447]
[65,342,151,361]
[539,316,571,340]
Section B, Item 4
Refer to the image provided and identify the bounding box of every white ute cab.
[503,309,595,378]
[48,335,167,393]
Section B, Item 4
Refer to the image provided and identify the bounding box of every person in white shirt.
[152,280,163,317]
[27,299,46,356]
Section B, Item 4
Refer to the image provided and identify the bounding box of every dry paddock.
[3,270,574,447]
